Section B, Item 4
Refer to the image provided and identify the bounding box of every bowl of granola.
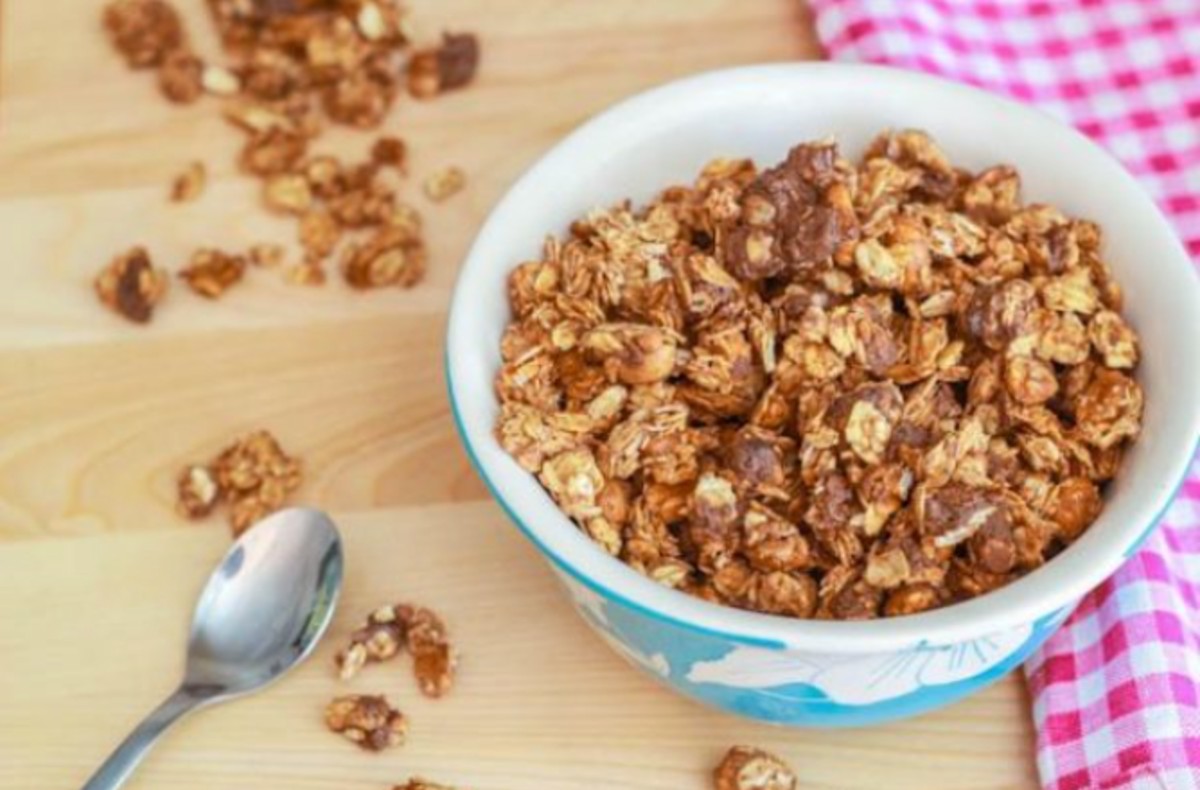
[446,63,1200,726]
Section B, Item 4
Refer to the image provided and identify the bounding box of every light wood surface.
[0,1,1040,787]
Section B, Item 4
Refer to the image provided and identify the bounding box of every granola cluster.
[94,247,169,323]
[97,0,480,322]
[714,746,797,790]
[335,602,458,698]
[494,130,1144,620]
[179,248,247,298]
[325,694,408,751]
[325,603,457,757]
[176,429,302,536]
[103,0,183,69]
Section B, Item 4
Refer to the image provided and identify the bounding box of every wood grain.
[0,504,1039,790]
[0,0,1039,786]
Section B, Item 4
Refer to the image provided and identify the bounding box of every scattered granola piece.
[176,433,301,533]
[222,100,294,135]
[371,136,407,169]
[714,746,797,790]
[248,243,284,268]
[333,603,457,697]
[286,260,328,287]
[422,165,465,202]
[406,606,457,698]
[239,128,307,177]
[335,604,408,680]
[299,210,342,259]
[494,130,1145,620]
[102,0,183,69]
[388,202,424,236]
[101,1,480,307]
[263,173,314,215]
[435,33,480,91]
[323,71,396,128]
[341,225,426,288]
[303,155,344,198]
[325,695,407,752]
[217,430,302,534]
[158,49,203,103]
[170,161,206,203]
[179,248,247,299]
[406,52,439,100]
[408,33,479,99]
[176,464,220,518]
[94,246,168,323]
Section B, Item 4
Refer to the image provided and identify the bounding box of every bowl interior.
[448,63,1200,651]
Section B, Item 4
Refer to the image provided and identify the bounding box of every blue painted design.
[567,585,1073,727]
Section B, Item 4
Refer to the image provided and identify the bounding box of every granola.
[372,136,408,170]
[179,248,247,298]
[176,464,220,518]
[341,225,426,289]
[158,49,204,103]
[336,604,408,680]
[94,247,169,323]
[714,746,797,790]
[170,161,207,203]
[334,603,458,698]
[325,694,407,752]
[99,0,482,301]
[493,130,1145,620]
[103,0,184,68]
[407,33,480,99]
[286,260,328,287]
[406,606,457,698]
[176,429,302,536]
[423,166,466,202]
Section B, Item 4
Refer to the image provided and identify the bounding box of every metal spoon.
[81,507,344,790]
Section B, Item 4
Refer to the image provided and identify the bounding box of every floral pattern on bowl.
[558,571,1070,727]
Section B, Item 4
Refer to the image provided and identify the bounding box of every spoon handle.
[81,688,202,790]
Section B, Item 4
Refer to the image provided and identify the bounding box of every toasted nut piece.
[263,173,313,214]
[714,746,797,790]
[176,464,219,518]
[170,161,206,203]
[179,249,246,299]
[423,165,466,201]
[324,695,407,752]
[94,246,168,323]
[102,0,183,68]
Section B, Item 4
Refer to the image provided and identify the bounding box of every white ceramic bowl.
[446,63,1200,726]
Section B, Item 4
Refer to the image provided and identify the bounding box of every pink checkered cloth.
[808,1,1200,788]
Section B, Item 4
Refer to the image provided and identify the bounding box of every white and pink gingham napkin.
[808,1,1200,788]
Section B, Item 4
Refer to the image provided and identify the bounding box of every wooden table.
[0,1,1040,787]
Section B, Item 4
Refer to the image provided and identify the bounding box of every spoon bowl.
[82,507,343,789]
[184,508,343,696]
